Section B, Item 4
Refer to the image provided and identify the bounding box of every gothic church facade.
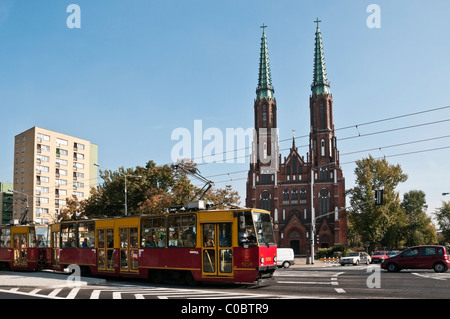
[245,21,347,254]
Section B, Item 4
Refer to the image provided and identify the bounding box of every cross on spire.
[260,23,268,31]
[314,18,321,28]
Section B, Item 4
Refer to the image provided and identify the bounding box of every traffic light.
[375,190,384,205]
[316,234,319,244]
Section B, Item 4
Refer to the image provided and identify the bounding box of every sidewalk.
[0,270,106,288]
[289,257,338,269]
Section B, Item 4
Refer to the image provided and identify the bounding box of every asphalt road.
[0,263,449,300]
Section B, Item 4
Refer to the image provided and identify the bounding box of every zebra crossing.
[0,285,297,299]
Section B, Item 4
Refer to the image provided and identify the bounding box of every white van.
[277,248,295,268]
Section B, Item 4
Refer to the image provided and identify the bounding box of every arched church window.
[291,189,298,200]
[319,101,326,129]
[320,166,327,180]
[283,189,289,201]
[321,139,325,157]
[260,191,271,211]
[262,104,267,128]
[319,188,330,216]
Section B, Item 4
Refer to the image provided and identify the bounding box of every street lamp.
[124,174,142,216]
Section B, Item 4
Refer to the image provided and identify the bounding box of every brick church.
[246,20,347,255]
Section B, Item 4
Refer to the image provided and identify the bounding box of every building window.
[321,139,325,157]
[319,189,330,216]
[320,101,326,129]
[320,166,327,180]
[56,138,68,146]
[74,142,85,150]
[260,191,271,211]
[262,104,267,128]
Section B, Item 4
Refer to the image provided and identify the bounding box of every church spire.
[311,18,330,95]
[256,24,274,99]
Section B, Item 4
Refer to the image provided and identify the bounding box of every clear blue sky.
[1,0,449,222]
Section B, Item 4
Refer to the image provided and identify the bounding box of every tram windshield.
[238,211,276,247]
[252,212,276,246]
[35,226,49,248]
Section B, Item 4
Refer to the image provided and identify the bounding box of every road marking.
[278,281,331,285]
[48,288,62,298]
[66,287,80,299]
[335,288,346,293]
[90,290,101,299]
[412,273,447,280]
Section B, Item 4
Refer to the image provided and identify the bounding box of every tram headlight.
[273,256,277,263]
[260,257,264,265]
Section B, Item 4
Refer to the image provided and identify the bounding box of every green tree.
[434,201,450,244]
[401,190,437,246]
[71,160,240,218]
[346,156,408,251]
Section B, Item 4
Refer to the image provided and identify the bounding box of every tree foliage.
[346,156,408,250]
[401,190,437,246]
[58,160,241,220]
[434,201,450,244]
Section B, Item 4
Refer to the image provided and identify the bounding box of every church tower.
[308,19,346,248]
[246,25,279,213]
[245,21,347,253]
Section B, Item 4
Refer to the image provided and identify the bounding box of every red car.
[381,245,450,273]
[371,251,389,263]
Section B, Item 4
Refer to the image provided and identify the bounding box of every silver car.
[340,252,371,266]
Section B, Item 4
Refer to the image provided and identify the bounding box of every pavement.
[0,270,106,288]
[0,258,333,288]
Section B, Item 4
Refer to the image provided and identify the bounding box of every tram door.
[12,229,27,266]
[201,223,233,277]
[51,229,60,267]
[119,227,139,273]
[97,228,114,271]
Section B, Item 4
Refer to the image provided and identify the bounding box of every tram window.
[61,223,76,248]
[98,230,105,249]
[238,212,256,247]
[141,217,166,248]
[203,224,215,247]
[252,212,276,246]
[78,222,95,248]
[219,223,232,247]
[36,227,48,248]
[29,228,36,248]
[168,214,196,248]
[0,228,11,248]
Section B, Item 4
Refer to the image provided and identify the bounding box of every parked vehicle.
[387,250,400,258]
[371,251,389,263]
[381,245,450,273]
[277,248,295,268]
[340,251,371,266]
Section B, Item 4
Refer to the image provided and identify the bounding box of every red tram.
[0,224,48,271]
[1,206,277,285]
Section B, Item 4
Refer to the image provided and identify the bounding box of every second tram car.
[46,207,277,285]
[0,224,48,271]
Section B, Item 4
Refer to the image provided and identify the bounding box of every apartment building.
[0,182,13,224]
[13,127,98,224]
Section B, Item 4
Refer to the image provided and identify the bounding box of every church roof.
[311,18,331,95]
[256,24,275,99]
